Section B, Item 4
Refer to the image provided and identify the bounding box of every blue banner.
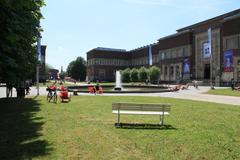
[208,28,212,56]
[37,38,42,63]
[224,50,233,72]
[183,58,190,74]
[149,45,152,66]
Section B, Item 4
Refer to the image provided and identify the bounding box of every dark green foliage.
[130,68,139,82]
[67,57,86,81]
[149,66,160,83]
[0,0,45,96]
[138,67,148,82]
[121,68,131,83]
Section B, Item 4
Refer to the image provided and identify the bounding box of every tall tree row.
[0,0,45,97]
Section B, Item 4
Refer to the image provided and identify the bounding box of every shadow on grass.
[0,98,52,160]
[115,123,176,130]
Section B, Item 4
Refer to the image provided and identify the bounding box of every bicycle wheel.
[47,92,52,102]
[53,92,57,103]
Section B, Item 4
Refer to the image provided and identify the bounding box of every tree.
[149,66,160,83]
[138,67,148,82]
[130,68,139,82]
[67,57,86,81]
[121,68,131,83]
[0,0,45,97]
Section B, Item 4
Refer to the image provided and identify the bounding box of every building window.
[98,69,106,79]
[170,66,174,76]
[164,66,168,76]
[226,36,239,49]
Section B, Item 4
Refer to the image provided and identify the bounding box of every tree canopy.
[0,0,44,87]
[138,67,148,82]
[67,57,86,81]
[149,66,161,83]
[130,68,139,82]
[121,68,131,83]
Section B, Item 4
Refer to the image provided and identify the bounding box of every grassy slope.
[207,88,240,97]
[1,96,240,160]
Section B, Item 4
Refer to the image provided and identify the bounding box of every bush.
[149,66,160,83]
[130,68,139,82]
[138,67,148,82]
[121,68,131,83]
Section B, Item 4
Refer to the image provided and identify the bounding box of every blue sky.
[41,0,240,70]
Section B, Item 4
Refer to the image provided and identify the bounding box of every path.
[0,86,239,106]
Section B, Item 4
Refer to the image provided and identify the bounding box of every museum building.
[86,9,240,86]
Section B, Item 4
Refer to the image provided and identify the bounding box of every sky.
[41,0,240,70]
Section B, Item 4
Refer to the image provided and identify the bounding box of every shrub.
[138,67,148,82]
[149,66,160,83]
[130,68,139,82]
[121,68,131,83]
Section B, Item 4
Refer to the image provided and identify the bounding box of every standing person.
[231,78,235,91]
[25,81,30,95]
[47,81,57,93]
[6,83,13,97]
[192,80,198,89]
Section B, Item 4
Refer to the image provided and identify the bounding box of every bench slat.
[112,110,170,115]
[112,102,171,125]
[112,103,171,112]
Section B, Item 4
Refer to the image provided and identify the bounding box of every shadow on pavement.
[0,98,52,159]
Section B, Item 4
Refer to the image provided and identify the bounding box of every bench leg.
[160,115,164,125]
[117,111,120,125]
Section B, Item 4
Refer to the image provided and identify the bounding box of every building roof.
[177,8,240,32]
[88,47,127,53]
[157,29,192,42]
[130,43,157,52]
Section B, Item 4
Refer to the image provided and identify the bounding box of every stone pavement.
[0,86,239,106]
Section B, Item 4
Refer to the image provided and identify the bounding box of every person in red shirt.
[59,82,68,100]
[49,81,57,91]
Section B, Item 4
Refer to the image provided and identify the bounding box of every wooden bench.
[112,102,171,125]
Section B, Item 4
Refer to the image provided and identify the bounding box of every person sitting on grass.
[88,85,96,94]
[95,80,103,94]
[95,80,100,93]
[59,82,68,100]
[181,83,190,90]
[169,84,181,92]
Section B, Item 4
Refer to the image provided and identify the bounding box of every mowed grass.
[1,96,240,160]
[207,88,240,97]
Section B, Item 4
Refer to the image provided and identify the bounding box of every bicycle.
[46,88,58,103]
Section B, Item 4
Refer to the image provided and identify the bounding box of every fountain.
[114,70,122,91]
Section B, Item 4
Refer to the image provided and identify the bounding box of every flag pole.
[208,28,213,89]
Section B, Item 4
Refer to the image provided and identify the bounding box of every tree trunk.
[16,87,25,98]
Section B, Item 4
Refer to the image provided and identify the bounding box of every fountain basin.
[68,84,171,94]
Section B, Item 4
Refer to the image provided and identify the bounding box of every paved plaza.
[1,86,239,106]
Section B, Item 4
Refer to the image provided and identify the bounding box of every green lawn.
[207,88,240,97]
[1,96,240,160]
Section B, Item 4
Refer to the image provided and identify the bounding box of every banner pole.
[36,64,39,96]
